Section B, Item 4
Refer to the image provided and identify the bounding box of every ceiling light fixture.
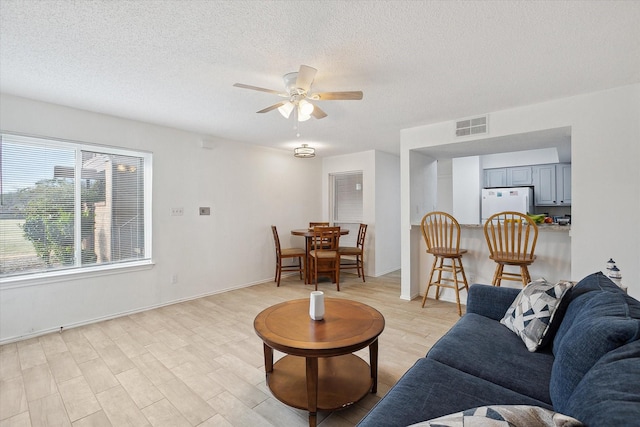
[298,99,314,115]
[278,101,294,119]
[279,98,315,122]
[294,144,315,158]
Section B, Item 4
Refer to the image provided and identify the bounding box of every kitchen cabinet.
[556,163,571,205]
[532,163,571,206]
[484,168,506,187]
[484,166,532,187]
[507,166,533,186]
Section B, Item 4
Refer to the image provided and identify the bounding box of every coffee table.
[254,298,385,427]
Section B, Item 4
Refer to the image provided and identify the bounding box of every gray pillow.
[408,405,582,426]
[501,278,574,352]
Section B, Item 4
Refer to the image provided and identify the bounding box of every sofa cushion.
[466,284,521,320]
[550,289,640,412]
[427,313,554,404]
[407,405,583,427]
[356,358,553,427]
[500,278,573,352]
[566,271,622,297]
[562,272,640,319]
[563,340,640,426]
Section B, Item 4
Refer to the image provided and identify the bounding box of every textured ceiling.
[1,1,639,157]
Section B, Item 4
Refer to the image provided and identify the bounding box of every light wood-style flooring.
[0,271,461,427]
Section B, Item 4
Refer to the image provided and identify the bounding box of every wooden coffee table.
[254,298,385,427]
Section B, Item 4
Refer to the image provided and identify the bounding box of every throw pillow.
[500,278,574,352]
[408,405,583,427]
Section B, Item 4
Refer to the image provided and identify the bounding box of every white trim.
[0,131,153,281]
[0,275,270,345]
[1,131,153,156]
[0,259,155,289]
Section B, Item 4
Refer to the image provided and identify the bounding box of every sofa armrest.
[466,284,520,320]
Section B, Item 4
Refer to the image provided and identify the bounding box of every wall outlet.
[199,207,210,215]
[170,207,184,216]
[171,274,178,284]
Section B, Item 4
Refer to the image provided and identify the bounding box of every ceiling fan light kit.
[277,102,294,119]
[294,144,315,158]
[233,65,363,123]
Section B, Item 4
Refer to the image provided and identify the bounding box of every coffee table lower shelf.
[267,354,372,412]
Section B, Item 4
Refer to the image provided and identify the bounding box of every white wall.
[452,156,482,224]
[436,159,453,214]
[409,151,437,224]
[322,150,401,277]
[0,94,322,343]
[482,148,559,169]
[374,151,401,275]
[401,84,640,300]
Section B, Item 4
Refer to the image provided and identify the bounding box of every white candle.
[309,291,325,321]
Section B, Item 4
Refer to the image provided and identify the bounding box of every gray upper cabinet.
[556,163,572,205]
[533,164,557,205]
[485,164,571,206]
[507,166,533,186]
[484,168,507,187]
[532,163,571,206]
[484,166,532,187]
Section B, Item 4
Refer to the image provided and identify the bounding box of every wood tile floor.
[0,271,461,427]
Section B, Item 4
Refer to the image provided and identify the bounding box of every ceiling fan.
[233,65,363,122]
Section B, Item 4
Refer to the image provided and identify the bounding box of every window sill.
[0,260,155,290]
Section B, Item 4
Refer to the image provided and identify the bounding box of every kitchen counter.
[413,221,571,304]
[460,223,571,232]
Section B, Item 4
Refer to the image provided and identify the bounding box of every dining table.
[291,228,349,284]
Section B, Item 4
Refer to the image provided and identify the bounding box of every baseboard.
[0,277,272,345]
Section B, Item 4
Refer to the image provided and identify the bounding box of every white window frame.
[0,132,153,288]
[329,171,363,247]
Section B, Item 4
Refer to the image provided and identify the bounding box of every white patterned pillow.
[500,278,574,352]
[408,405,583,426]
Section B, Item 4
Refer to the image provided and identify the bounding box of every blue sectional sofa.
[358,272,640,426]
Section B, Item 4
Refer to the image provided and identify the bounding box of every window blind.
[0,133,151,278]
[333,172,363,247]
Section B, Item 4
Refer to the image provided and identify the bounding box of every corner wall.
[0,94,322,343]
[322,150,401,277]
[401,84,640,300]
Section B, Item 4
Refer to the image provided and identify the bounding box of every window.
[0,133,152,280]
[330,172,363,247]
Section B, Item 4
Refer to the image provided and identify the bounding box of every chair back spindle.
[420,212,468,316]
[483,211,538,287]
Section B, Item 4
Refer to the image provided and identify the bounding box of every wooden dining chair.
[309,226,342,291]
[309,222,330,228]
[420,212,469,316]
[483,211,538,287]
[271,226,305,287]
[339,223,367,282]
[309,222,331,248]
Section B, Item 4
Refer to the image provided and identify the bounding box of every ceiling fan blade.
[257,101,286,114]
[296,65,317,92]
[233,83,285,96]
[311,105,327,119]
[312,91,363,101]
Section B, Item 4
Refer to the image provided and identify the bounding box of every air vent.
[455,115,488,137]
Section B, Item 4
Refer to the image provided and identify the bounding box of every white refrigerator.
[481,187,534,221]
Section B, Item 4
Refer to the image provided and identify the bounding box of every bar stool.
[420,212,469,316]
[483,211,538,287]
